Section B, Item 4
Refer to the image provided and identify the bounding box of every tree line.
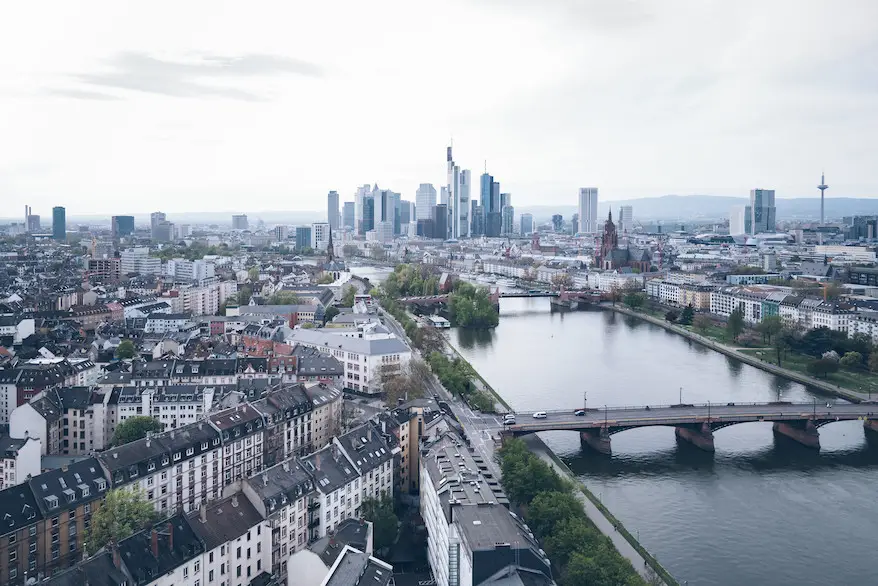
[498,438,649,586]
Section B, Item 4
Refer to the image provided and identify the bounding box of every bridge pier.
[773,420,820,449]
[675,422,715,452]
[580,429,611,455]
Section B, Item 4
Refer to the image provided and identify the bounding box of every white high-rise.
[446,146,461,239]
[459,169,471,237]
[416,184,437,220]
[578,188,599,233]
[618,205,633,233]
[311,222,330,251]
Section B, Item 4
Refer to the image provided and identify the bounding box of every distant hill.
[518,195,878,223]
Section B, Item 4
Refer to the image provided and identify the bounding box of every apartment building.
[252,383,314,467]
[209,405,266,487]
[98,423,224,515]
[0,437,40,490]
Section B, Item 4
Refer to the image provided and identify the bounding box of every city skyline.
[2,1,876,214]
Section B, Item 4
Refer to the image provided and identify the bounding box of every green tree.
[544,517,603,569]
[449,281,499,328]
[526,491,583,537]
[301,322,315,329]
[551,273,574,290]
[665,310,678,323]
[726,307,745,342]
[679,305,694,325]
[840,351,864,369]
[269,291,302,305]
[86,488,158,555]
[622,292,645,309]
[563,544,642,586]
[340,285,356,307]
[869,352,878,373]
[316,274,335,284]
[111,416,163,446]
[693,314,712,334]
[248,266,260,281]
[236,285,253,306]
[758,315,783,344]
[361,495,398,551]
[806,358,839,379]
[323,306,340,324]
[115,339,136,360]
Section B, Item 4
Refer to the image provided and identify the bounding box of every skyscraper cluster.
[729,189,777,236]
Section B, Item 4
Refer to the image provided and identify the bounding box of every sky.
[1,0,877,217]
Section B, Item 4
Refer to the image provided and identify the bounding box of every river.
[450,298,878,586]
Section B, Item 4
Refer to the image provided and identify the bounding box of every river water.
[450,298,878,586]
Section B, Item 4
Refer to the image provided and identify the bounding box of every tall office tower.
[486,212,502,238]
[112,215,135,238]
[572,213,579,234]
[295,226,312,250]
[491,181,501,214]
[446,146,464,239]
[232,214,249,230]
[520,213,534,236]
[342,202,356,230]
[327,190,340,230]
[432,204,448,240]
[500,193,511,210]
[150,211,167,239]
[354,184,371,235]
[729,205,752,235]
[618,205,633,233]
[578,188,598,233]
[311,222,331,251]
[479,173,493,213]
[388,191,402,236]
[471,202,484,237]
[459,169,471,237]
[273,225,288,242]
[416,184,437,220]
[440,186,449,206]
[400,200,413,225]
[501,205,515,235]
[551,214,563,232]
[52,206,66,241]
[362,196,375,234]
[24,206,29,230]
[750,189,776,233]
[153,220,174,242]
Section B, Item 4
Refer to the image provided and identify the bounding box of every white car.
[532,411,547,419]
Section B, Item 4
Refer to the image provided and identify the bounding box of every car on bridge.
[532,411,547,419]
[574,409,586,416]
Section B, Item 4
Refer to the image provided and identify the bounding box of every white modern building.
[578,187,599,233]
[312,223,331,251]
[618,205,633,233]
[121,247,162,276]
[416,184,437,220]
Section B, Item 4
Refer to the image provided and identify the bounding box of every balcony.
[307,501,320,511]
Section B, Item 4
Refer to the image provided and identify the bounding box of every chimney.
[232,495,239,507]
[110,540,121,569]
[167,522,174,550]
[150,529,158,558]
[199,504,207,524]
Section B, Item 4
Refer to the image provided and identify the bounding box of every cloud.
[58,51,323,100]
[44,88,122,100]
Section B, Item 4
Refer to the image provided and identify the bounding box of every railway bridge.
[504,401,878,454]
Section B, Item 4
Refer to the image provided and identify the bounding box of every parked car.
[532,411,547,419]
[574,409,586,416]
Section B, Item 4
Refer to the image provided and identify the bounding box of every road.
[505,401,878,433]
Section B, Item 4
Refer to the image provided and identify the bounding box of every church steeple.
[608,209,613,222]
[326,228,334,262]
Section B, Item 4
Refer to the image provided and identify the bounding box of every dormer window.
[128,466,138,479]
[222,432,230,441]
[95,478,107,491]
[212,438,220,446]
[161,456,170,466]
[201,442,208,450]
[186,447,194,456]
[45,495,59,509]
[173,452,181,461]
[147,461,156,472]
[246,423,253,433]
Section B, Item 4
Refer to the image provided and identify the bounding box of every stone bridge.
[504,401,878,454]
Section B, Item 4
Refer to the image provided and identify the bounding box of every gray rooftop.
[285,329,409,356]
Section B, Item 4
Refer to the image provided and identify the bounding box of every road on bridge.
[505,402,878,433]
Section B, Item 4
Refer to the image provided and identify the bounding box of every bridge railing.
[506,401,817,415]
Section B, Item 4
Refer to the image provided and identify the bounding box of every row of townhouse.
[0,419,394,586]
[0,385,352,584]
[645,279,715,309]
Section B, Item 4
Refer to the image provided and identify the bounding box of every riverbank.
[606,304,871,403]
[522,434,676,585]
[443,336,513,413]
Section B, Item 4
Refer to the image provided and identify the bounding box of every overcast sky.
[1,0,877,217]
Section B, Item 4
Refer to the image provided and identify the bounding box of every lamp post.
[707,400,711,423]
[604,404,608,428]
[584,391,587,411]
[679,386,683,405]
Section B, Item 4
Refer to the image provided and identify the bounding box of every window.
[184,566,189,579]
[209,570,214,582]
[195,560,200,573]
[236,566,241,578]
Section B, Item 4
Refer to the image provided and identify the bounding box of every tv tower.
[818,172,828,225]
